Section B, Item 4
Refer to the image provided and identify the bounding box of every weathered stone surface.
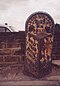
[0,31,25,64]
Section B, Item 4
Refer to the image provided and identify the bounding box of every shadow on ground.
[0,63,60,81]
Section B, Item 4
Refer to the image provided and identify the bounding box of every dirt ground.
[0,63,60,86]
[0,63,60,81]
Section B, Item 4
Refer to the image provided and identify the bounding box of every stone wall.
[0,31,25,64]
[52,24,60,60]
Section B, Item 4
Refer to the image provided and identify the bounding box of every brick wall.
[52,24,60,60]
[0,31,25,64]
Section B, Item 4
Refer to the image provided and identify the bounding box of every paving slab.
[0,81,59,86]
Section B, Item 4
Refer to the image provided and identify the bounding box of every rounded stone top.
[25,11,54,34]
